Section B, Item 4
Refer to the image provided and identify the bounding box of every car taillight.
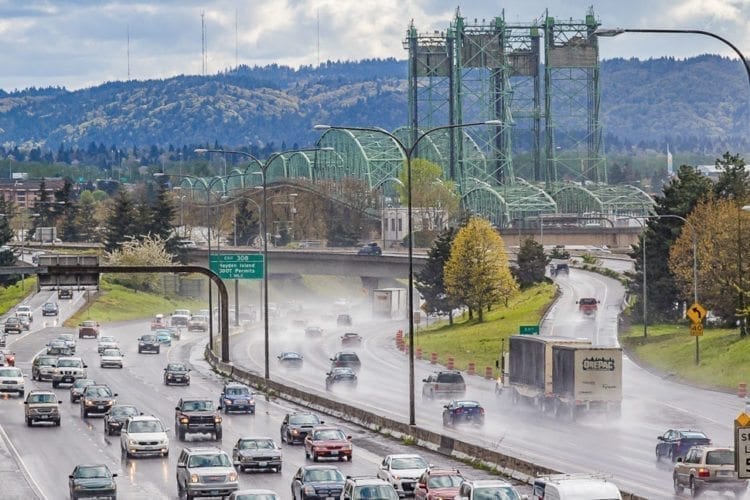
[455,408,464,414]
[479,407,485,414]
[697,468,710,478]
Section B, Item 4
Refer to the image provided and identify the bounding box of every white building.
[382,207,447,247]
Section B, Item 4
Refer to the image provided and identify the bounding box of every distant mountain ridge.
[0,55,747,155]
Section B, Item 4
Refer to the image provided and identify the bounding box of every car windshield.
[168,364,187,371]
[682,431,708,439]
[304,469,345,482]
[75,466,110,479]
[73,379,95,388]
[141,335,156,341]
[235,495,278,500]
[112,406,138,417]
[239,439,275,450]
[289,414,319,425]
[313,429,346,441]
[58,359,81,367]
[158,334,170,340]
[187,453,231,467]
[182,400,213,411]
[82,321,97,327]
[58,334,74,341]
[86,387,113,397]
[473,487,521,500]
[706,449,734,465]
[102,349,120,356]
[354,485,398,499]
[28,393,56,403]
[391,457,428,470]
[282,352,301,359]
[0,368,20,377]
[100,337,115,343]
[455,401,481,408]
[338,354,358,362]
[38,357,56,366]
[427,475,464,488]
[226,387,250,396]
[333,368,354,376]
[579,298,597,306]
[128,420,163,433]
[174,310,190,316]
[437,373,463,383]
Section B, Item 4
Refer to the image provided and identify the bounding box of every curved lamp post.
[195,147,332,381]
[314,121,502,426]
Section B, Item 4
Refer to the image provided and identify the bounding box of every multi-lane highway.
[229,268,745,498]
[0,292,516,499]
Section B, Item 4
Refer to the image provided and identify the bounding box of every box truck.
[372,288,407,319]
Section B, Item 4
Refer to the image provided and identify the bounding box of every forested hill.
[0,55,747,155]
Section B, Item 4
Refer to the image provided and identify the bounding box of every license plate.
[97,406,104,410]
[258,461,267,467]
[326,497,335,500]
[717,470,732,477]
[63,377,73,382]
[38,415,50,419]
[330,450,339,455]
[210,491,219,496]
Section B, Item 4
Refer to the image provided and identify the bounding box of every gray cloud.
[0,0,748,91]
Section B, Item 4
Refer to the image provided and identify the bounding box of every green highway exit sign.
[519,325,540,335]
[209,254,264,280]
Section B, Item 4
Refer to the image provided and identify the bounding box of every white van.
[533,474,622,500]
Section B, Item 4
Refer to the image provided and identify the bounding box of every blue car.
[220,382,255,414]
[442,400,485,427]
[155,330,172,346]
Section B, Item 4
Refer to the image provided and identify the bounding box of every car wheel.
[511,389,519,405]
[178,428,185,441]
[55,419,61,427]
[689,477,699,497]
[215,429,222,440]
[312,451,318,462]
[673,474,682,494]
[26,417,32,427]
[668,448,675,462]
[19,390,23,398]
[276,465,282,472]
[52,381,59,388]
[655,446,661,460]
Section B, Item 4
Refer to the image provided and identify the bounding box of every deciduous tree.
[105,235,173,292]
[444,217,518,321]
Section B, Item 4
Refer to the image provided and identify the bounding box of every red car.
[576,297,599,317]
[304,425,353,462]
[415,469,465,500]
[78,320,100,339]
[0,350,15,366]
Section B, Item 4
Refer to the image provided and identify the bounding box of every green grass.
[621,323,750,391]
[64,281,207,326]
[412,283,557,375]
[0,277,37,314]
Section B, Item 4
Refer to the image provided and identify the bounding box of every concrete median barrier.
[205,347,644,499]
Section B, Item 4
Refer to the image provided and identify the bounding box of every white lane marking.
[0,423,45,498]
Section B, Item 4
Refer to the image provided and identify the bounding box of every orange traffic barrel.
[739,382,747,398]
[485,366,494,379]
[430,352,438,364]
[446,357,454,370]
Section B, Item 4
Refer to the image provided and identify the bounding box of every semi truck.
[507,335,622,418]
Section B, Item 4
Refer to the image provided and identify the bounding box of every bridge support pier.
[360,276,380,300]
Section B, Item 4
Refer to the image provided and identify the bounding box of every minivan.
[533,474,622,500]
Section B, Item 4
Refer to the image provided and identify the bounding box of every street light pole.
[314,121,501,426]
[195,147,330,381]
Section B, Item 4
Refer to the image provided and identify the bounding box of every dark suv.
[280,412,323,444]
[175,398,222,440]
[80,384,117,417]
[422,370,466,400]
[137,334,160,354]
[330,351,361,372]
[220,382,255,414]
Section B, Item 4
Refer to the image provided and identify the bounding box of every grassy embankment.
[0,277,37,314]
[413,283,557,374]
[63,280,206,327]
[621,323,750,392]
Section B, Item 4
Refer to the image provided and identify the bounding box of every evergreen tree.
[28,178,56,240]
[326,222,359,247]
[55,179,81,242]
[234,198,260,246]
[103,188,137,252]
[0,197,15,246]
[146,181,176,242]
[629,165,713,322]
[77,191,98,242]
[713,152,749,201]
[416,227,457,324]
[515,238,547,288]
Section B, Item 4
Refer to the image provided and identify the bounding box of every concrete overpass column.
[360,276,380,301]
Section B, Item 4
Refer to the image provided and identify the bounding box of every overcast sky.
[1,0,749,92]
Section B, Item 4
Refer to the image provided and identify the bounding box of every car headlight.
[190,474,199,483]
[138,342,144,346]
[214,416,222,424]
[303,486,316,495]
[291,429,299,434]
[74,484,84,490]
[179,417,189,424]
[228,472,237,482]
[223,399,232,405]
[343,443,352,451]
[84,399,92,406]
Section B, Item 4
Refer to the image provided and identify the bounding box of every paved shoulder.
[0,425,43,499]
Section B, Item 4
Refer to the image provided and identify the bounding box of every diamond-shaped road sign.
[735,412,750,478]
[686,302,707,324]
